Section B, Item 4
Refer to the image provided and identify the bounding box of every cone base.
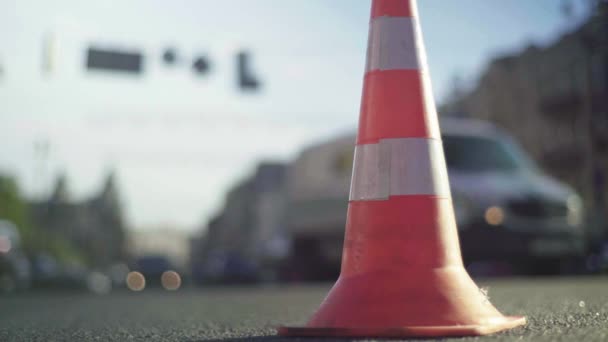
[278,316,526,338]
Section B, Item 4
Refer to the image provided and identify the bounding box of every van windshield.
[442,135,522,172]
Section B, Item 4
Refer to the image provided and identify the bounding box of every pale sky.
[0,0,590,231]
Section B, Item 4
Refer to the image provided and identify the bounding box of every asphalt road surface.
[1,277,607,342]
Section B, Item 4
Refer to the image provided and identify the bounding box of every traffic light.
[81,44,263,92]
[192,55,211,75]
[162,48,178,66]
[86,47,143,74]
[237,51,260,91]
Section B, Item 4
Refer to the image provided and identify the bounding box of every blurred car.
[283,117,586,280]
[0,220,31,292]
[133,255,179,287]
[199,251,259,285]
[443,118,586,274]
[30,253,89,290]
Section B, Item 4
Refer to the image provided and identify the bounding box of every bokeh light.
[0,236,11,253]
[161,270,181,291]
[485,206,505,226]
[87,271,112,295]
[126,271,146,291]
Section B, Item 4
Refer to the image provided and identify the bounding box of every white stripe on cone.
[349,138,450,201]
[365,17,423,72]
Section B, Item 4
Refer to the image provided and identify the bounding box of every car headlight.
[566,194,583,227]
[484,206,505,226]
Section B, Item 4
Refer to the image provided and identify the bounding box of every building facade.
[191,162,287,282]
[442,11,608,240]
[28,172,128,268]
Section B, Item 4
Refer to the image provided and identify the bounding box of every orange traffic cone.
[278,0,526,338]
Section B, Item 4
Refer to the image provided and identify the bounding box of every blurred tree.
[44,235,87,265]
[0,174,33,242]
[0,173,85,264]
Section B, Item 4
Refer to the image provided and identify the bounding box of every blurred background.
[1,0,607,294]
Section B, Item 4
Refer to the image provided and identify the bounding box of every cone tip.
[371,0,415,19]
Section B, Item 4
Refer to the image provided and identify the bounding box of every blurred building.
[282,134,354,281]
[28,172,128,267]
[191,162,287,283]
[441,8,608,239]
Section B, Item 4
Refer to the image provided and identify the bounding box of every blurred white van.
[442,118,585,273]
[282,117,586,279]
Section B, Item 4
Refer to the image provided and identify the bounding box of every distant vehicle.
[198,251,259,285]
[29,253,89,290]
[0,220,31,292]
[442,118,585,274]
[283,118,586,280]
[133,255,175,287]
